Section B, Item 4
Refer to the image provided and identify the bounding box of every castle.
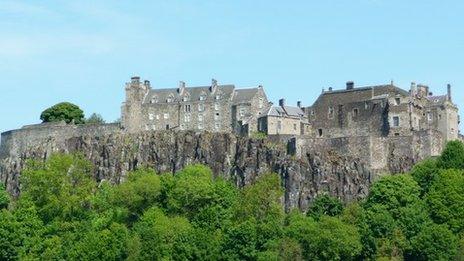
[122,76,460,144]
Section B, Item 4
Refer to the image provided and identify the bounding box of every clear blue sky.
[0,0,463,133]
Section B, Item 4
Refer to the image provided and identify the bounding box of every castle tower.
[121,76,150,132]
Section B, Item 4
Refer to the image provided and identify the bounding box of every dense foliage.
[86,113,106,124]
[40,102,85,124]
[1,141,463,260]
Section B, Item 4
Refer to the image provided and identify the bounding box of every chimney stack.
[144,80,151,88]
[178,81,186,94]
[328,87,333,92]
[279,98,285,107]
[131,76,140,84]
[297,101,302,108]
[346,81,354,90]
[447,84,452,101]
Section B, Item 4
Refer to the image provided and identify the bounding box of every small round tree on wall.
[40,102,85,124]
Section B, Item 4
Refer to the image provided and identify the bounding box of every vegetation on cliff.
[0,141,463,260]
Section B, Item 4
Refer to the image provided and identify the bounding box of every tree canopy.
[40,102,85,124]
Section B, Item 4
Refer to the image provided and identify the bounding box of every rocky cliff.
[0,130,378,211]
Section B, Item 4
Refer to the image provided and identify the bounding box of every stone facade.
[258,99,310,135]
[121,77,270,135]
[305,82,460,145]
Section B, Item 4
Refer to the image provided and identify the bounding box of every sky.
[0,0,463,133]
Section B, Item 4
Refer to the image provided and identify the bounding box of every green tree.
[86,113,105,124]
[410,224,458,261]
[437,140,464,170]
[40,102,85,124]
[21,153,96,222]
[307,194,343,219]
[410,158,440,197]
[426,169,464,233]
[0,183,9,209]
[133,207,195,260]
[286,212,362,261]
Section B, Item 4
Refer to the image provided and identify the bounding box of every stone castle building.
[121,77,270,135]
[122,76,460,145]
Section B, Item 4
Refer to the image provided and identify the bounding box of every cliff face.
[0,130,375,211]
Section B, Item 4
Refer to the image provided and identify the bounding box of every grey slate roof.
[143,85,235,104]
[267,106,306,119]
[427,95,447,104]
[232,88,259,104]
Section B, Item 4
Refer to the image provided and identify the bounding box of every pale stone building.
[121,77,270,135]
[258,99,310,135]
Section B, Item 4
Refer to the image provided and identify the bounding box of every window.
[156,114,160,120]
[198,123,203,130]
[179,124,185,130]
[328,107,334,118]
[239,108,246,117]
[215,94,221,100]
[199,95,206,101]
[184,104,191,112]
[438,114,442,120]
[152,125,156,130]
[214,113,220,121]
[183,95,190,102]
[163,113,169,119]
[166,124,170,130]
[395,98,401,106]
[149,113,154,120]
[198,104,205,112]
[214,122,220,131]
[198,114,203,122]
[258,98,264,109]
[318,129,323,137]
[364,102,369,110]
[311,110,315,116]
[293,123,297,131]
[184,114,191,122]
[353,108,359,117]
[145,125,149,131]
[428,112,433,121]
[166,96,173,103]
[393,116,400,127]
[150,97,158,103]
[214,103,220,111]
[277,121,282,131]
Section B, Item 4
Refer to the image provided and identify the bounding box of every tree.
[410,158,440,197]
[437,140,464,170]
[40,102,85,124]
[410,224,458,261]
[20,153,96,222]
[86,113,105,124]
[0,184,9,209]
[307,194,343,219]
[426,169,464,233]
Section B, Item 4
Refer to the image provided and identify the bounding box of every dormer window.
[395,98,401,106]
[199,95,206,101]
[183,94,190,102]
[215,94,221,100]
[150,96,158,103]
[166,95,174,103]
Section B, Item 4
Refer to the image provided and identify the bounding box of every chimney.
[447,84,452,101]
[328,87,333,92]
[144,80,151,88]
[297,101,302,108]
[210,78,218,92]
[346,81,354,90]
[178,81,186,93]
[279,98,285,107]
[131,76,140,84]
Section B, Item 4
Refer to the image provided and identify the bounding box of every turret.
[122,76,150,133]
[210,78,218,93]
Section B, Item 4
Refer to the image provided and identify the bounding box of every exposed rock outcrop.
[0,131,379,211]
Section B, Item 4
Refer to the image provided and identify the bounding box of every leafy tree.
[221,219,258,261]
[437,140,464,170]
[426,169,464,233]
[40,102,85,124]
[307,194,343,219]
[21,153,96,222]
[86,113,105,124]
[0,183,9,209]
[410,224,458,261]
[365,174,421,217]
[133,207,195,260]
[410,158,440,197]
